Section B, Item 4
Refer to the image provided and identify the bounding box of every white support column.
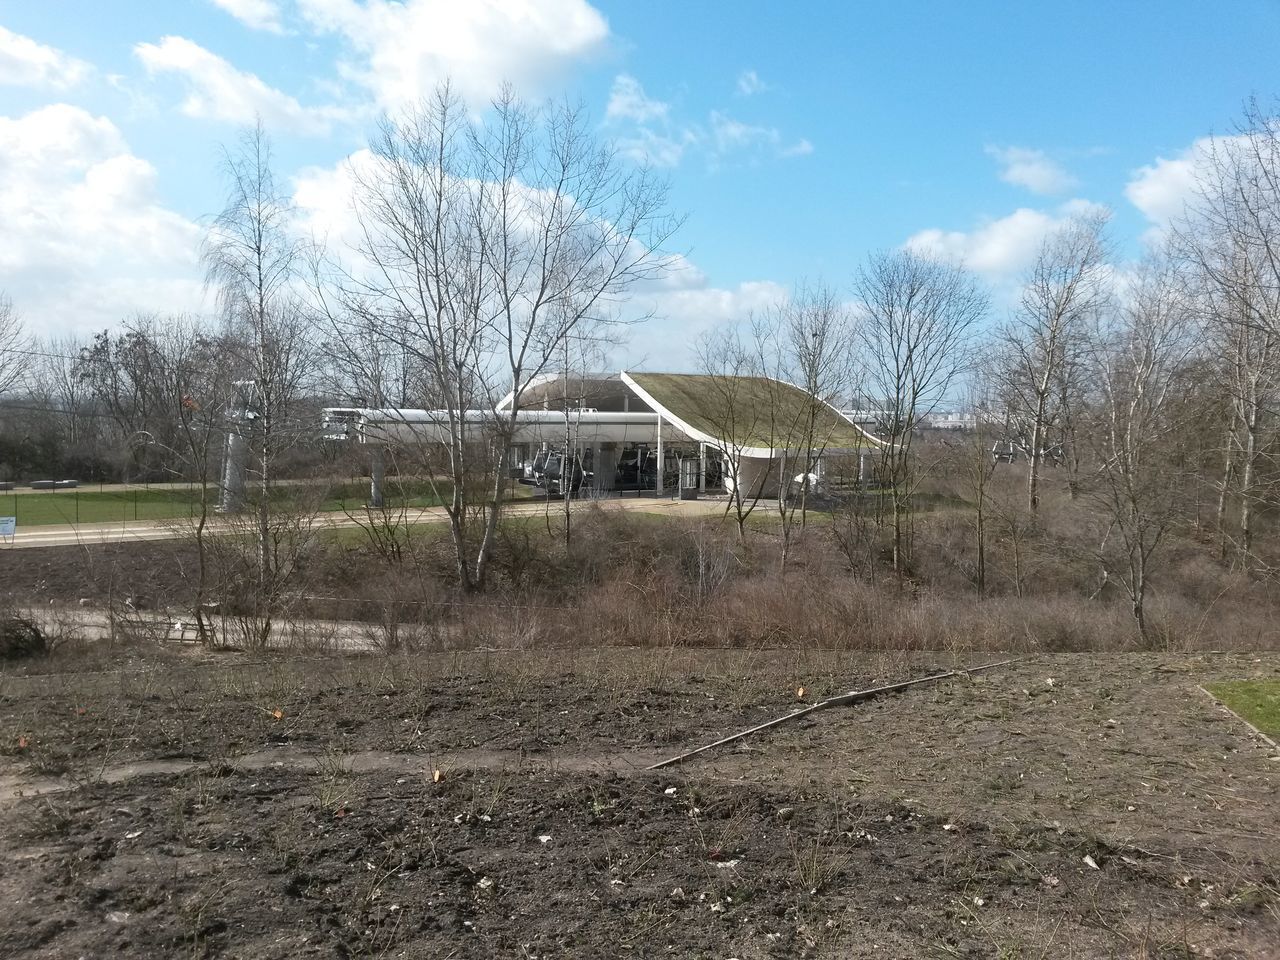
[655,413,664,496]
[369,446,385,509]
[698,441,706,491]
[219,428,248,513]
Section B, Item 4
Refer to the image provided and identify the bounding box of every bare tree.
[34,335,97,455]
[1207,265,1279,565]
[144,318,237,642]
[854,250,988,576]
[204,121,317,575]
[743,286,856,568]
[1085,256,1201,638]
[995,212,1110,514]
[750,317,810,570]
[75,318,182,481]
[696,325,770,541]
[204,122,319,647]
[0,294,30,398]
[321,83,678,592]
[1175,100,1280,567]
[777,282,855,528]
[955,377,1001,596]
[556,332,610,550]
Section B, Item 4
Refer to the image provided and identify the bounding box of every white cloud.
[208,0,286,34]
[624,280,789,369]
[710,110,780,153]
[613,127,694,168]
[295,147,583,253]
[608,104,809,170]
[0,104,204,336]
[736,69,766,96]
[292,149,374,249]
[602,71,808,170]
[986,145,1077,195]
[1125,138,1211,230]
[0,25,90,89]
[294,149,767,371]
[905,200,1110,279]
[707,111,811,163]
[606,74,668,124]
[135,36,345,136]
[295,0,609,112]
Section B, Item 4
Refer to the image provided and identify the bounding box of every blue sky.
[2,0,1279,368]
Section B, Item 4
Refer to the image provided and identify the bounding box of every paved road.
[20,603,394,651]
[1,495,730,550]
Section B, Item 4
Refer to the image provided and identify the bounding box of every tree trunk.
[1131,559,1148,641]
[1215,416,1237,560]
[1027,394,1045,514]
[975,509,985,597]
[1240,401,1258,566]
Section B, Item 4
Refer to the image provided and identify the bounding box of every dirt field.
[1,647,1277,959]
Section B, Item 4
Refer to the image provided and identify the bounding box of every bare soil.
[1,648,1277,958]
[1,541,200,607]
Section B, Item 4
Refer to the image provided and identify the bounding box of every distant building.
[921,410,980,431]
[323,371,885,502]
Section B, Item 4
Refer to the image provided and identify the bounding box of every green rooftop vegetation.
[626,372,876,453]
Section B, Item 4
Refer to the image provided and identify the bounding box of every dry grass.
[9,482,1280,656]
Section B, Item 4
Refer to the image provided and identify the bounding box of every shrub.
[0,617,46,660]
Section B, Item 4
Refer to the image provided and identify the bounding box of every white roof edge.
[496,371,629,411]
[621,371,885,456]
[619,371,724,449]
[496,372,559,412]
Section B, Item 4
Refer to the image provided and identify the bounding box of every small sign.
[0,517,14,538]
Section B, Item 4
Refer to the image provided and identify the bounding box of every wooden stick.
[646,657,1022,771]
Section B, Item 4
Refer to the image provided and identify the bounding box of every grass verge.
[1205,679,1280,739]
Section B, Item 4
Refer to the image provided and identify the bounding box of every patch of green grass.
[1205,680,1280,739]
[1,488,210,526]
[0,480,461,527]
[318,479,452,515]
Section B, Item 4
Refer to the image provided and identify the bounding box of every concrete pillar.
[219,428,247,513]
[698,441,706,492]
[655,414,663,495]
[369,446,385,508]
[598,444,617,492]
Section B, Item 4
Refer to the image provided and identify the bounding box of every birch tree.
[204,121,316,580]
[1175,100,1280,566]
[854,250,988,576]
[778,282,855,528]
[322,83,678,592]
[204,122,319,647]
[996,212,1110,513]
[1086,257,1200,638]
[696,324,769,541]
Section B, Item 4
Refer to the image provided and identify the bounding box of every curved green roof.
[623,372,878,454]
